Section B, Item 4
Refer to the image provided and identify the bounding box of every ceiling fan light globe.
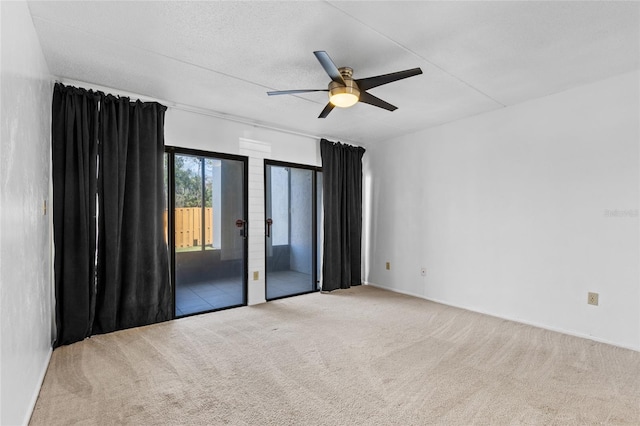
[330,92,359,108]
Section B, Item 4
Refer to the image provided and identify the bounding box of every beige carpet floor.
[31,285,640,425]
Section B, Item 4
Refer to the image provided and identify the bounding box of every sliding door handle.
[235,219,247,239]
[266,218,273,238]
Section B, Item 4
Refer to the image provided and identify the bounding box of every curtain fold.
[95,96,171,334]
[51,84,100,346]
[52,84,171,345]
[320,139,366,292]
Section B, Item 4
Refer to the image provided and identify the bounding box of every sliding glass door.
[265,161,322,300]
[166,148,248,317]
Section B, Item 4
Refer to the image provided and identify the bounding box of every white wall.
[364,71,640,350]
[0,1,54,424]
[165,108,321,166]
[165,109,322,304]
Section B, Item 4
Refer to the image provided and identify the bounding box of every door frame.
[263,159,322,301]
[165,146,249,318]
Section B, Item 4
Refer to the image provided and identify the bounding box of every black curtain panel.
[51,84,100,346]
[320,139,366,291]
[51,84,171,346]
[94,96,171,334]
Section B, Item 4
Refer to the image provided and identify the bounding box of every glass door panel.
[265,163,317,300]
[171,152,246,317]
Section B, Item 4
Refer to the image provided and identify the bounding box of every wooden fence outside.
[164,207,213,249]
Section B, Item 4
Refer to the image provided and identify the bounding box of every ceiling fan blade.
[355,68,423,91]
[318,102,335,118]
[267,89,328,96]
[358,91,397,112]
[313,51,346,85]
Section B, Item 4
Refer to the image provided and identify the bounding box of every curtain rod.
[55,77,358,145]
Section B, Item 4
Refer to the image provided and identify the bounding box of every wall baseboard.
[22,346,52,426]
[364,282,640,353]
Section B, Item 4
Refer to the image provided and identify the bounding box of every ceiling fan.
[267,51,423,118]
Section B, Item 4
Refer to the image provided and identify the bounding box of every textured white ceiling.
[27,1,639,143]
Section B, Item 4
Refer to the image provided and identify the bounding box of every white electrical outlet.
[588,292,599,306]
